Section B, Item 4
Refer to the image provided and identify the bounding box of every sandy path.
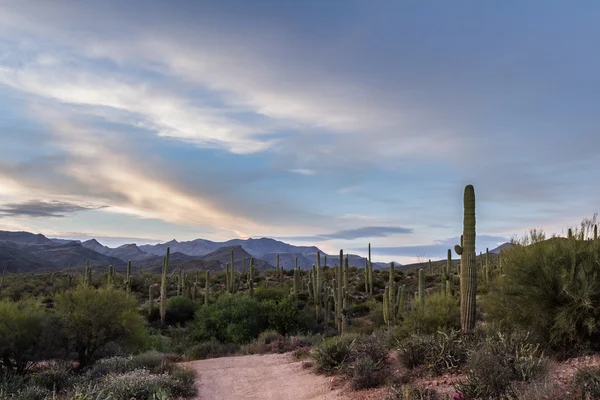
[183,353,343,400]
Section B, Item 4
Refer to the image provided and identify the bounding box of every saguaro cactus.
[160,247,170,325]
[337,250,343,334]
[418,268,425,312]
[389,262,396,322]
[457,185,477,332]
[205,270,210,306]
[126,260,132,293]
[84,260,92,288]
[368,243,373,296]
[249,258,255,296]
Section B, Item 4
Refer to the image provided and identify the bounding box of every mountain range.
[0,230,397,274]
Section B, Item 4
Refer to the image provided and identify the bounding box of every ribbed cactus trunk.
[337,250,343,334]
[397,284,405,320]
[293,258,299,303]
[249,258,255,296]
[84,260,92,288]
[389,262,395,323]
[383,285,390,325]
[107,265,114,287]
[205,270,210,306]
[276,254,281,284]
[458,185,477,332]
[160,247,170,325]
[368,243,373,296]
[126,260,132,293]
[316,252,322,322]
[418,268,425,312]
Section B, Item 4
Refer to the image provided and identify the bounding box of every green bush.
[185,341,239,360]
[75,367,196,400]
[54,286,147,369]
[386,384,439,400]
[254,287,287,302]
[166,296,197,325]
[456,347,513,399]
[0,299,57,373]
[573,366,600,399]
[190,295,268,344]
[396,292,460,338]
[312,335,356,374]
[351,354,387,390]
[485,223,600,353]
[396,331,469,375]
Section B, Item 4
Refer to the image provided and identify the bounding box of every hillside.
[201,245,272,271]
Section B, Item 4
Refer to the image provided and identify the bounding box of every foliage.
[165,296,197,325]
[190,294,268,344]
[396,292,461,338]
[0,299,55,373]
[396,331,469,375]
[386,384,439,400]
[485,222,600,353]
[312,335,356,374]
[456,347,513,399]
[54,286,147,368]
[185,341,240,360]
[74,367,196,400]
[573,366,600,399]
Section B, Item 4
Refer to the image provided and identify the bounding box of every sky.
[0,1,599,263]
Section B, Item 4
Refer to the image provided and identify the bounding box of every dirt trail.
[184,353,343,400]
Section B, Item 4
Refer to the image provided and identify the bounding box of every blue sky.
[0,1,598,262]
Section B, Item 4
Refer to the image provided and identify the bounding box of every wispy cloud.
[288,169,316,176]
[283,226,413,242]
[0,200,105,218]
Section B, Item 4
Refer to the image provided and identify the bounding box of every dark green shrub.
[190,295,268,344]
[166,296,197,325]
[396,331,468,375]
[54,286,147,369]
[185,341,239,360]
[0,299,57,373]
[456,347,513,399]
[395,293,460,338]
[312,335,356,374]
[29,367,75,392]
[396,334,435,369]
[573,366,600,399]
[485,223,600,353]
[386,384,439,400]
[351,354,387,389]
[254,287,287,302]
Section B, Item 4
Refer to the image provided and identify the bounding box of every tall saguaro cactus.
[367,243,373,296]
[160,247,170,325]
[337,250,344,334]
[126,260,132,293]
[418,268,425,311]
[456,185,477,332]
[205,270,210,306]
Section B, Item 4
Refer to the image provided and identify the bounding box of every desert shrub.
[396,334,434,369]
[396,331,469,375]
[386,384,439,400]
[254,287,287,302]
[351,355,387,389]
[190,295,268,344]
[486,331,548,382]
[132,352,166,372]
[185,341,239,360]
[456,347,513,399]
[0,385,50,400]
[312,335,356,374]
[166,296,197,325]
[263,297,308,335]
[0,299,57,373]
[75,368,196,399]
[573,366,600,399]
[396,293,460,338]
[348,333,390,389]
[29,367,75,392]
[54,286,147,369]
[485,223,600,354]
